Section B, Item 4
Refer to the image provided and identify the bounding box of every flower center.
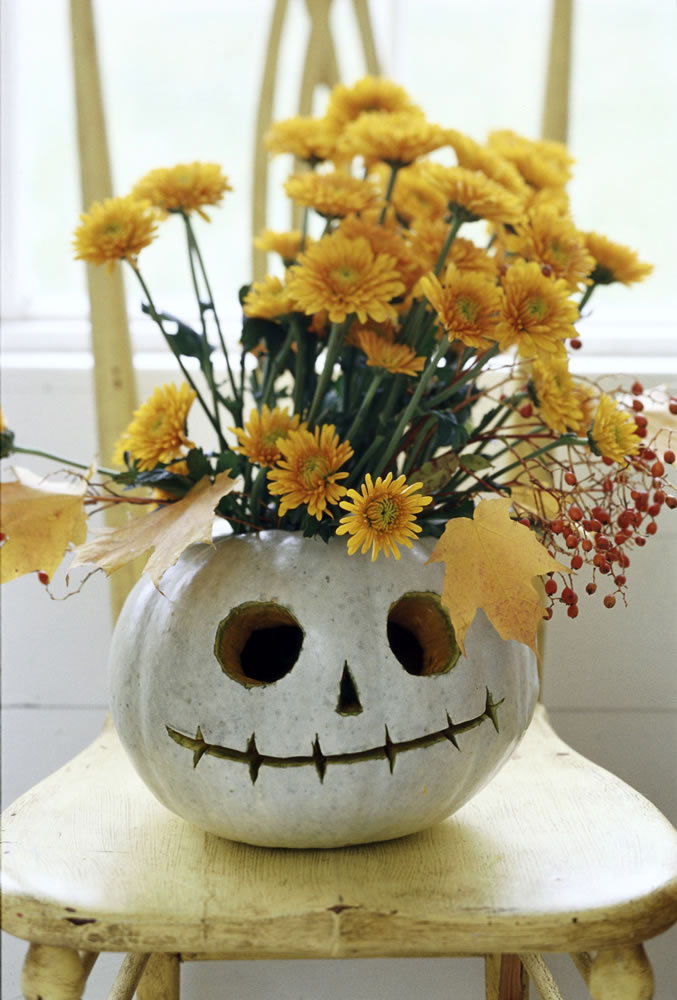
[526,296,547,319]
[301,454,326,486]
[366,495,400,530]
[457,295,479,323]
[331,265,358,284]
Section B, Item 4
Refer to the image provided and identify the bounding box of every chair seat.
[2,705,676,959]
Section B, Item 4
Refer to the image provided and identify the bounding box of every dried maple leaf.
[71,472,237,587]
[427,497,567,654]
[0,467,88,583]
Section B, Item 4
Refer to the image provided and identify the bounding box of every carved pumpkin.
[109,531,538,847]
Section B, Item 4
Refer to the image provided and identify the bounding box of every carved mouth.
[166,688,503,784]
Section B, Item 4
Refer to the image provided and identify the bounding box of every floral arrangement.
[1,76,675,654]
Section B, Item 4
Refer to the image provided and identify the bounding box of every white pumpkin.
[109,530,538,847]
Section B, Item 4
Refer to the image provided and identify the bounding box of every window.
[2,0,675,368]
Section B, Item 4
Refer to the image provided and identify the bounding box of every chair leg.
[22,943,87,1000]
[588,944,654,1000]
[485,955,528,1000]
[137,953,181,1000]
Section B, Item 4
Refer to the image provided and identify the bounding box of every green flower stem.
[130,265,224,442]
[183,214,241,422]
[181,218,226,450]
[291,316,307,416]
[402,416,437,477]
[347,433,386,487]
[10,445,116,478]
[373,332,451,479]
[249,466,269,526]
[423,343,501,409]
[434,208,464,276]
[578,282,597,314]
[259,325,295,410]
[379,164,401,223]
[306,318,350,428]
[344,370,385,445]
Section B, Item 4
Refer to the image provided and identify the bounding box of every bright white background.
[2,1,676,997]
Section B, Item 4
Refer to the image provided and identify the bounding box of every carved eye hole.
[215,602,304,686]
[387,592,460,676]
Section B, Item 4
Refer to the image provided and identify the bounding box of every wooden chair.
[3,2,676,998]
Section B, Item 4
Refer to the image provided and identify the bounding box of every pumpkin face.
[109,531,538,847]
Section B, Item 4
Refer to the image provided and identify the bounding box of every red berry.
[635,536,647,547]
[664,450,675,465]
[640,448,656,461]
[571,555,583,570]
[614,574,627,586]
[634,415,648,428]
[37,571,49,586]
[564,471,577,486]
[631,381,644,395]
[519,516,531,527]
[636,426,647,438]
[569,338,583,350]
[586,582,597,595]
[550,518,564,535]
[631,399,644,411]
[648,503,661,518]
[567,604,580,618]
[666,496,677,510]
[669,401,677,415]
[651,460,665,478]
[561,586,577,605]
[541,264,553,277]
[519,403,533,419]
[569,504,583,520]
[566,533,579,548]
[0,532,5,542]
[542,607,553,621]
[604,595,616,609]
[646,522,658,535]
[544,578,558,596]
[582,538,593,552]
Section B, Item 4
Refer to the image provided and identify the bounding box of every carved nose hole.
[336,662,363,715]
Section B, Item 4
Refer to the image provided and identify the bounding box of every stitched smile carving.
[165,687,503,784]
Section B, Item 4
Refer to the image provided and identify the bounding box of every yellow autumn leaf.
[0,467,88,583]
[427,497,567,655]
[71,472,237,587]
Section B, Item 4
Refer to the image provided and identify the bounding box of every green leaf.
[459,453,493,472]
[185,448,212,482]
[141,304,211,361]
[241,317,287,356]
[414,452,460,494]
[430,411,470,449]
[215,451,244,476]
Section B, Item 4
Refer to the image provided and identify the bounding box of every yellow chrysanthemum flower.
[267,424,354,520]
[530,357,585,434]
[264,116,341,163]
[284,170,380,219]
[419,267,502,350]
[337,472,433,560]
[443,128,528,197]
[391,164,448,223]
[253,229,310,265]
[496,259,578,360]
[583,232,653,286]
[339,212,423,293]
[336,110,447,167]
[356,329,426,376]
[487,130,573,190]
[232,405,305,467]
[73,195,157,273]
[131,163,232,221]
[589,394,641,464]
[112,383,196,470]
[325,76,419,128]
[286,231,405,324]
[242,275,295,320]
[503,204,595,292]
[423,164,524,225]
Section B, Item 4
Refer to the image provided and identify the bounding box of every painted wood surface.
[2,707,676,960]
